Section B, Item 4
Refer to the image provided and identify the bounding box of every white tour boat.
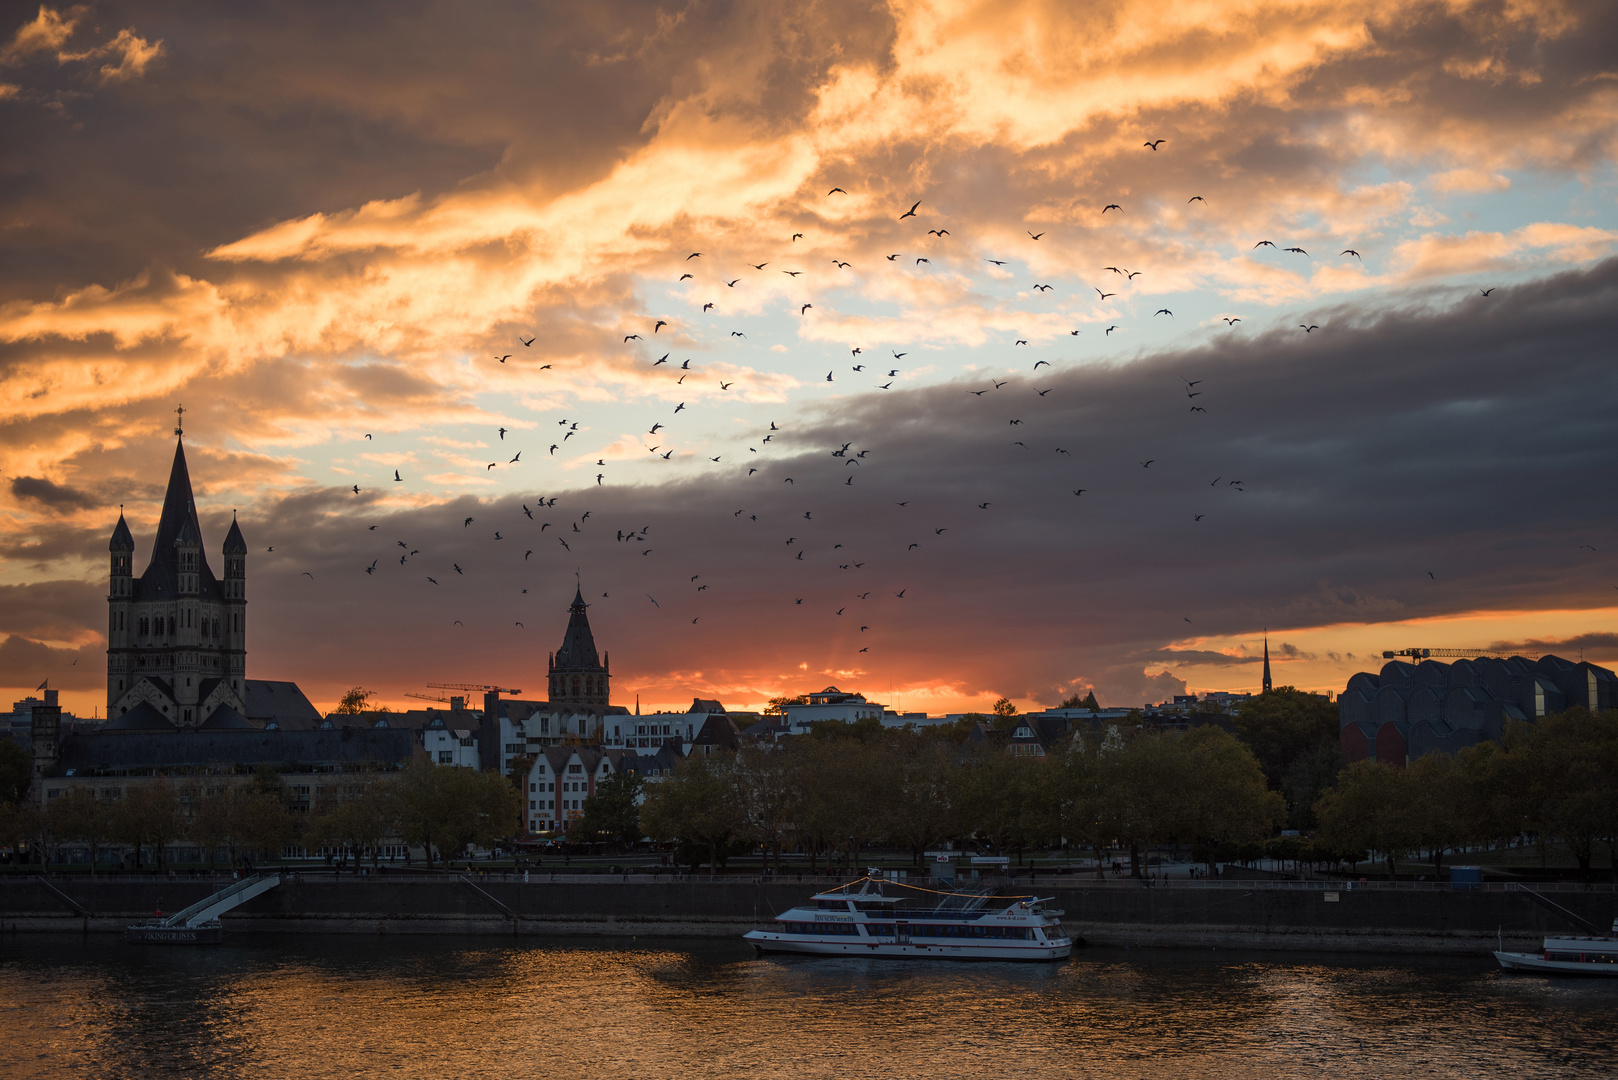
[1495,921,1618,976]
[745,876,1071,961]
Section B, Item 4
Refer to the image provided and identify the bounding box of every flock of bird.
[307,138,1500,662]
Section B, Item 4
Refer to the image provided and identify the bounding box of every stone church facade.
[105,436,250,727]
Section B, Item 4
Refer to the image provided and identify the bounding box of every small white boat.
[1495,921,1618,976]
[745,876,1071,962]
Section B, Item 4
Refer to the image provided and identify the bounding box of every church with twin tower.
[105,429,250,727]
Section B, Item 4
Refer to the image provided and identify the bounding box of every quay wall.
[2,876,1612,954]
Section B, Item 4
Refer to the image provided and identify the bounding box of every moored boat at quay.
[744,875,1071,961]
[1495,921,1618,976]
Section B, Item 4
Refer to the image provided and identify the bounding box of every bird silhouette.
[899,200,921,219]
[1144,139,1165,150]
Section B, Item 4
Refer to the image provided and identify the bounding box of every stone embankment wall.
[2,875,1612,954]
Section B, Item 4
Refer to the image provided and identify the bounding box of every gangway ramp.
[125,873,282,944]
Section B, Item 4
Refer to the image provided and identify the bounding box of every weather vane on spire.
[174,403,185,437]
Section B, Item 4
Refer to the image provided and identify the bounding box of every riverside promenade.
[2,873,1613,954]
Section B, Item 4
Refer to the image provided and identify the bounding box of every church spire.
[1262,630,1273,694]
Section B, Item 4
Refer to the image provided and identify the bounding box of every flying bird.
[1141,460,1154,468]
[1144,139,1165,150]
[899,200,921,219]
[827,187,846,195]
[1028,231,1044,240]
[1223,317,1241,325]
[1155,309,1173,317]
[1284,247,1308,256]
[1188,196,1204,203]
[1300,324,1320,332]
[1096,288,1115,299]
[801,304,812,314]
[687,252,702,260]
[1254,240,1276,249]
[1480,288,1496,296]
[1341,250,1361,260]
[1102,205,1121,213]
[496,354,511,363]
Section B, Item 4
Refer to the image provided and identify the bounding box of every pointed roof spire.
[555,583,601,669]
[109,505,134,551]
[1262,630,1273,694]
[139,435,220,598]
[223,509,246,554]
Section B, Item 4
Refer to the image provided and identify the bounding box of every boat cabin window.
[854,901,893,911]
[817,900,853,911]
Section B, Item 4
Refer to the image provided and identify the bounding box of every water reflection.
[0,936,1611,1079]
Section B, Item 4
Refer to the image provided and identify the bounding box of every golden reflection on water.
[0,936,1612,1079]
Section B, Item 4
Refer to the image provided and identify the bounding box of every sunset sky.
[3,1,1616,719]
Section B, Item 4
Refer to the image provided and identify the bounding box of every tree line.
[1315,706,1618,877]
[624,718,1285,875]
[0,750,517,872]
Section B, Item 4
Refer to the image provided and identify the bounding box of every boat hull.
[125,922,224,945]
[746,930,1069,962]
[1495,950,1618,976]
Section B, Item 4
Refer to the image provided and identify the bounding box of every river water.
[0,935,1612,1079]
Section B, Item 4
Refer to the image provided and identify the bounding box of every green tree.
[314,784,397,868]
[394,758,519,868]
[0,740,32,805]
[1405,752,1467,875]
[1505,708,1618,879]
[880,737,962,866]
[1234,687,1339,788]
[763,696,804,717]
[335,687,373,714]
[191,785,294,866]
[640,751,746,875]
[1059,691,1101,711]
[1178,726,1286,872]
[1280,741,1344,830]
[575,771,644,848]
[1314,760,1413,875]
[111,781,184,869]
[48,787,112,873]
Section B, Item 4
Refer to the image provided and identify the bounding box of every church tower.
[106,426,247,725]
[548,585,610,711]
[1262,631,1273,694]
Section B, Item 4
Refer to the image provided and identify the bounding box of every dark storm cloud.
[1483,632,1618,662]
[39,259,1606,707]
[0,580,104,642]
[9,475,95,509]
[0,634,104,692]
[0,0,897,304]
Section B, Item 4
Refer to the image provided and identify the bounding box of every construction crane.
[1381,647,1535,660]
[426,682,522,695]
[403,691,448,703]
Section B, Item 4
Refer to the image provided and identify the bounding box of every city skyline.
[3,2,1617,718]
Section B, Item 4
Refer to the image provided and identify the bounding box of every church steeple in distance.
[1262,630,1273,694]
[548,583,610,711]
